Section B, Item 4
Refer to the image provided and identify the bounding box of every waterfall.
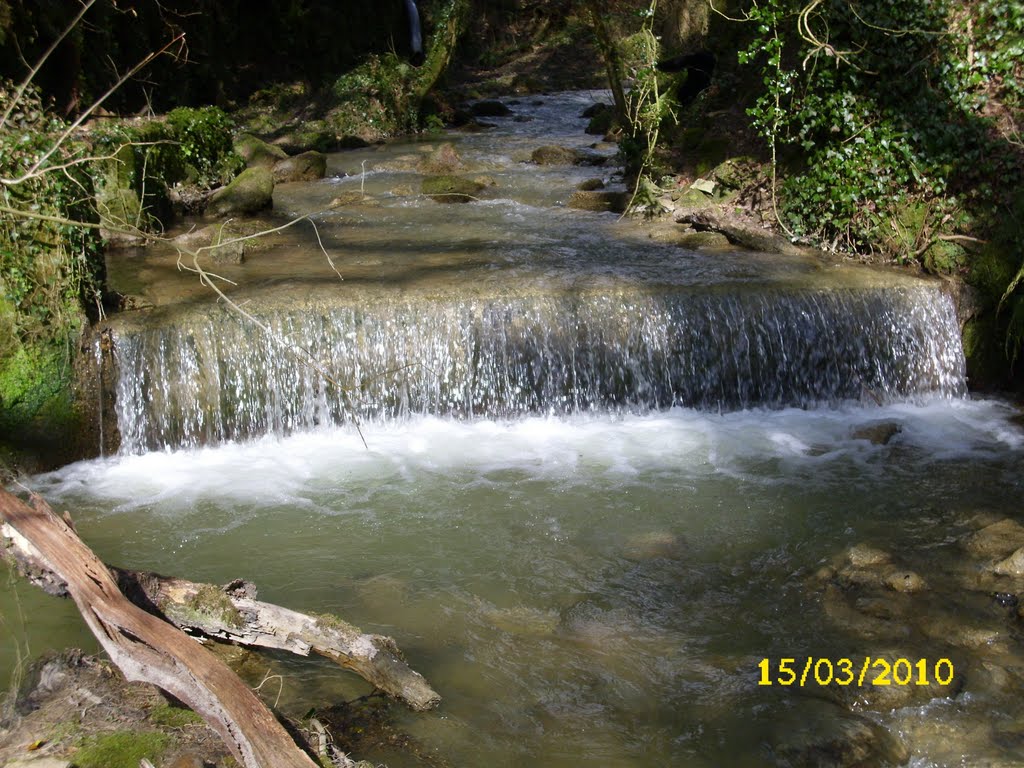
[108,284,966,454]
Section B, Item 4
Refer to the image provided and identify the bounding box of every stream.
[4,90,1024,767]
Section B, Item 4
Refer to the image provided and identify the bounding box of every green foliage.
[737,0,1024,370]
[166,106,245,186]
[0,82,102,344]
[740,0,1022,252]
[73,730,170,768]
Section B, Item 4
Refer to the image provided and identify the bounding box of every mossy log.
[0,488,319,768]
[0,491,440,713]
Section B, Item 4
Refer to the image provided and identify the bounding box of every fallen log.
[1,496,440,712]
[0,487,319,768]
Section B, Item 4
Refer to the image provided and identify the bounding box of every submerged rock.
[851,422,902,445]
[964,519,1024,560]
[171,225,247,265]
[577,177,605,191]
[992,547,1024,577]
[206,167,273,217]
[421,175,484,203]
[769,698,909,767]
[623,531,686,560]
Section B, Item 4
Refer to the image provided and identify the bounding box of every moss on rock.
[234,133,288,169]
[421,174,484,202]
[207,167,274,217]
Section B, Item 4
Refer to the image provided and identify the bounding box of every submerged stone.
[851,421,902,445]
[964,519,1024,560]
[421,175,484,203]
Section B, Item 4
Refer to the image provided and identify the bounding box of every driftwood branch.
[0,487,318,768]
[1,497,439,712]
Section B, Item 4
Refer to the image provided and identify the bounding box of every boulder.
[963,519,1024,560]
[171,224,248,265]
[531,145,580,165]
[233,133,287,169]
[416,143,466,175]
[678,231,731,249]
[992,546,1024,577]
[470,100,512,117]
[577,178,606,191]
[421,175,485,203]
[272,150,327,183]
[206,167,273,217]
[769,698,909,768]
[567,190,630,213]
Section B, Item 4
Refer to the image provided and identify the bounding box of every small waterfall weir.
[108,283,966,454]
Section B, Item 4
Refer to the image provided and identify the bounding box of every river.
[4,90,1024,767]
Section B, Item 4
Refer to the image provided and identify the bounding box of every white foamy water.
[35,399,1022,513]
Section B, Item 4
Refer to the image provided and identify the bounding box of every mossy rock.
[578,178,606,191]
[567,190,629,213]
[678,231,731,249]
[673,187,714,208]
[923,240,967,274]
[531,145,580,165]
[694,137,731,176]
[0,342,91,469]
[234,133,288,169]
[710,156,759,190]
[417,143,466,175]
[586,109,616,136]
[421,175,484,203]
[272,150,327,183]
[206,167,274,217]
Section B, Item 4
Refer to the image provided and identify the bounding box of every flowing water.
[4,92,1024,766]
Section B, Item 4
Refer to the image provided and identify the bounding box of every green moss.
[148,703,204,728]
[161,583,244,629]
[0,343,79,442]
[313,612,358,634]
[73,730,170,768]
